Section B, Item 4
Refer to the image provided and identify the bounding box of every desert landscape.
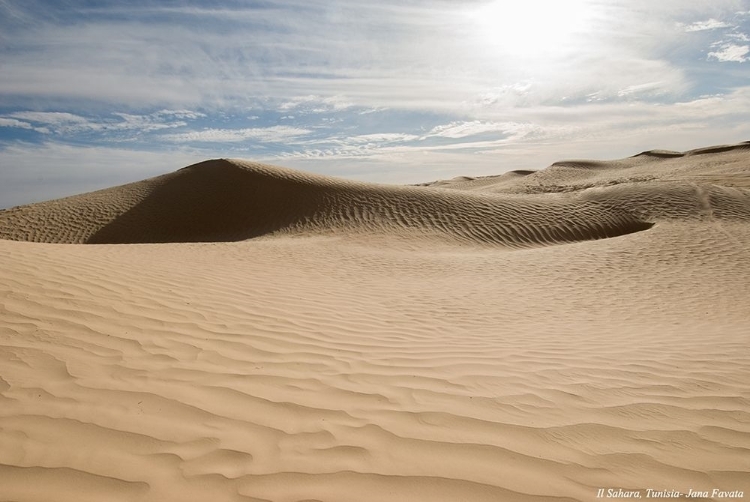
[1,142,749,501]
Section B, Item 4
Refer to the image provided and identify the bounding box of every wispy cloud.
[424,121,532,140]
[728,32,750,41]
[162,126,313,143]
[681,19,731,32]
[0,1,702,111]
[616,81,668,98]
[708,43,750,62]
[1,110,205,137]
[278,95,354,113]
[0,117,48,133]
[9,112,89,126]
[337,133,420,144]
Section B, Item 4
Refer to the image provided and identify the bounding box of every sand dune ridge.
[0,158,663,247]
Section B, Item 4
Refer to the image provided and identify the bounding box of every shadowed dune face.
[87,160,326,244]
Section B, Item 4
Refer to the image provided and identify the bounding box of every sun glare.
[468,0,594,58]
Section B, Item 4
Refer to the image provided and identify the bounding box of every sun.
[466,0,595,58]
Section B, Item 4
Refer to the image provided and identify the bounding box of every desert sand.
[1,142,749,501]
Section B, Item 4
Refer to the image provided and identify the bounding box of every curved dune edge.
[0,158,659,247]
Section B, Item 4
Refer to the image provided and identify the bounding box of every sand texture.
[1,142,750,501]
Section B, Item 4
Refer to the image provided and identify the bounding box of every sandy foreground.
[1,143,749,501]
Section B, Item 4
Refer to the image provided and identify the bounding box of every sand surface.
[1,143,749,501]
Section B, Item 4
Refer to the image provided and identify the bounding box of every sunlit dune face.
[466,0,595,59]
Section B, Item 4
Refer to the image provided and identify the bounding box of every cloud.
[617,81,668,98]
[728,32,750,42]
[424,121,534,140]
[682,18,731,32]
[708,43,749,62]
[0,117,48,133]
[3,110,204,136]
[278,95,354,113]
[275,121,564,164]
[9,112,89,125]
[0,118,32,129]
[271,132,423,161]
[110,113,188,133]
[154,109,207,120]
[475,82,534,107]
[0,0,702,112]
[162,126,313,143]
[340,133,420,144]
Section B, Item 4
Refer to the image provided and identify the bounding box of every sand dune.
[0,158,661,247]
[1,143,749,501]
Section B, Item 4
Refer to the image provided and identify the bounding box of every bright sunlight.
[467,0,596,58]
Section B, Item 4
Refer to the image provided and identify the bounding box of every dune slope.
[1,143,749,502]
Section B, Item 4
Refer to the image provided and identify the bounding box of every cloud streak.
[682,19,731,32]
[163,126,313,143]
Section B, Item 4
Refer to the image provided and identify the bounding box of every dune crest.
[0,158,661,247]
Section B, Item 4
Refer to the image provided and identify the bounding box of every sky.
[1,0,749,208]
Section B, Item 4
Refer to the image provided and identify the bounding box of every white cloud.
[0,117,48,133]
[0,118,32,129]
[3,110,203,135]
[617,81,667,98]
[9,111,89,125]
[728,32,750,42]
[154,109,207,120]
[162,126,312,143]
[708,43,749,62]
[340,133,419,144]
[682,18,731,32]
[475,82,534,107]
[276,122,567,164]
[111,113,187,132]
[0,1,695,112]
[278,95,354,113]
[424,121,533,140]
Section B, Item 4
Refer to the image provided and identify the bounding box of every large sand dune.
[1,143,749,501]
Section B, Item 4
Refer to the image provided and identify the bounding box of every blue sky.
[1,0,749,207]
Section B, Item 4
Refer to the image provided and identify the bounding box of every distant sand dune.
[1,142,749,501]
[0,158,662,247]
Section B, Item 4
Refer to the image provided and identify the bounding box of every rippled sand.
[1,143,749,501]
